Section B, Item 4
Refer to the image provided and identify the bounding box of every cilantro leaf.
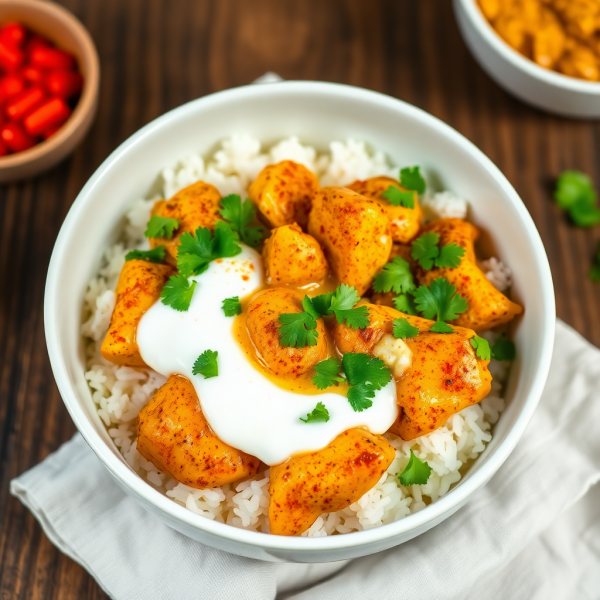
[400,166,426,195]
[125,246,166,263]
[569,203,600,227]
[300,401,330,423]
[430,321,455,333]
[336,305,370,329]
[411,232,440,270]
[213,221,243,257]
[222,296,242,317]
[392,318,419,339]
[393,293,419,315]
[554,171,596,211]
[347,383,375,412]
[312,358,345,390]
[302,295,321,320]
[329,283,360,312]
[373,257,415,295]
[192,349,219,378]
[413,277,468,322]
[491,334,516,361]
[309,285,369,329]
[470,335,491,360]
[399,450,431,486]
[435,243,465,269]
[381,185,415,209]
[279,312,318,348]
[219,194,266,247]
[309,292,333,317]
[160,275,197,312]
[144,215,179,239]
[342,353,392,389]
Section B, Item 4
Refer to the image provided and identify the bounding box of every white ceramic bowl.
[45,81,555,563]
[454,0,600,118]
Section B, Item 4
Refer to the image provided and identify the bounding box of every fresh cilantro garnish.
[279,312,318,348]
[392,318,419,339]
[160,275,197,312]
[222,296,242,317]
[299,401,330,423]
[219,194,267,247]
[554,171,600,228]
[400,166,426,195]
[411,232,465,270]
[413,277,468,323]
[430,321,455,334]
[306,284,369,330]
[398,450,432,486]
[372,257,415,295]
[192,349,219,378]
[342,353,392,412]
[144,215,179,239]
[312,358,345,390]
[393,293,419,315]
[470,335,491,360]
[125,246,166,263]
[491,334,516,361]
[381,186,415,209]
[177,222,242,277]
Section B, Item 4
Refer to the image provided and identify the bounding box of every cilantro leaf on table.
[491,334,516,361]
[219,194,267,247]
[435,243,466,269]
[393,293,419,316]
[192,349,219,379]
[160,275,197,312]
[554,171,600,228]
[411,232,440,270]
[299,401,330,423]
[398,450,432,486]
[590,263,600,283]
[372,257,415,295]
[381,185,415,209]
[125,246,166,263]
[430,321,455,334]
[144,215,179,239]
[413,277,468,322]
[392,318,419,339]
[307,284,369,330]
[470,335,491,360]
[400,166,426,195]
[222,296,242,317]
[312,358,345,390]
[279,312,318,348]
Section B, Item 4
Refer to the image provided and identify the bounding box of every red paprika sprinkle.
[0,40,24,71]
[30,46,75,71]
[45,70,83,99]
[24,97,71,136]
[1,122,36,152]
[0,74,26,103]
[5,86,45,121]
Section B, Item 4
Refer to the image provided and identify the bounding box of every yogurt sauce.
[137,245,399,466]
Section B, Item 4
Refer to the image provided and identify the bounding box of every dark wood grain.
[1,0,599,597]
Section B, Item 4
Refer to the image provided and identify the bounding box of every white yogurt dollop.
[137,245,398,465]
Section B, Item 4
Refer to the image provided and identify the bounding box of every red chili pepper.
[30,46,75,71]
[1,121,36,152]
[45,70,83,99]
[0,40,24,71]
[24,97,71,136]
[0,22,27,48]
[21,65,44,85]
[0,138,8,156]
[0,74,26,103]
[25,34,50,55]
[5,86,45,121]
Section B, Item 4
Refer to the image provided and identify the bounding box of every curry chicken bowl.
[82,135,522,537]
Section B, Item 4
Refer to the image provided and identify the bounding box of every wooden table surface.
[1,0,599,597]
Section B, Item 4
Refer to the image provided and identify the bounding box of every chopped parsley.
[411,232,465,270]
[177,222,241,277]
[299,401,330,423]
[278,311,318,348]
[398,450,432,486]
[372,257,415,295]
[400,166,426,195]
[160,275,197,312]
[342,353,392,412]
[125,246,166,263]
[222,296,242,317]
[491,334,516,361]
[470,335,491,360]
[192,349,219,379]
[312,358,345,390]
[305,284,370,330]
[392,318,419,339]
[144,215,179,239]
[554,170,600,228]
[219,194,267,247]
[393,293,419,316]
[430,321,455,334]
[413,277,468,324]
[381,185,415,209]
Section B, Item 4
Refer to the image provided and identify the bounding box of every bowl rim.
[457,0,600,93]
[45,80,556,552]
[0,0,100,168]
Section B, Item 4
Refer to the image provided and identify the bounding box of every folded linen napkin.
[11,320,600,600]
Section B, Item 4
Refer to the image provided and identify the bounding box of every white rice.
[81,136,509,536]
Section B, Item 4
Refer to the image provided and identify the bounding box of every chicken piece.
[308,186,392,295]
[246,288,327,377]
[417,218,523,332]
[248,160,320,229]
[347,176,423,243]
[101,260,174,367]
[478,0,501,21]
[556,40,600,81]
[137,375,260,488]
[148,180,222,265]
[531,9,566,69]
[262,223,328,286]
[269,428,395,536]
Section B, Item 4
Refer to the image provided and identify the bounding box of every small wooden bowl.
[0,0,99,182]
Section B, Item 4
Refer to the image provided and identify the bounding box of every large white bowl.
[45,81,555,563]
[454,0,600,118]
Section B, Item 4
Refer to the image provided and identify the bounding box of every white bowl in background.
[45,81,555,563]
[454,0,600,118]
